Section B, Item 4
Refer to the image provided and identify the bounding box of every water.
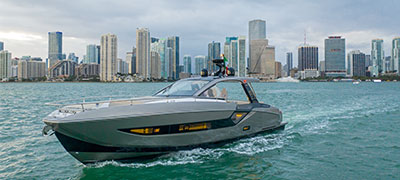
[1,82,399,179]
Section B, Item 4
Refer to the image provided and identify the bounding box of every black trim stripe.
[54,123,286,153]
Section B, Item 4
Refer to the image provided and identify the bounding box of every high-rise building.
[126,50,136,74]
[0,50,11,80]
[371,39,384,76]
[298,45,318,71]
[85,44,100,64]
[183,55,192,74]
[96,45,101,64]
[167,36,180,80]
[249,39,275,79]
[325,36,345,74]
[224,37,237,67]
[347,50,366,77]
[365,55,371,68]
[207,41,220,72]
[224,36,246,77]
[151,39,168,79]
[48,32,63,68]
[0,41,3,51]
[392,37,400,74]
[136,28,151,79]
[275,61,282,78]
[100,34,118,81]
[249,19,267,70]
[194,55,206,75]
[286,52,293,76]
[249,19,266,41]
[150,51,161,79]
[17,60,46,80]
[117,58,129,74]
[166,47,173,78]
[238,36,246,77]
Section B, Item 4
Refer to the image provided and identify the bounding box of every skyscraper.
[371,39,384,76]
[96,45,101,64]
[0,50,11,80]
[392,37,400,74]
[0,41,3,51]
[48,32,63,68]
[151,39,168,79]
[249,19,266,41]
[207,41,220,72]
[238,36,246,77]
[249,19,266,70]
[325,36,345,74]
[136,28,150,79]
[194,55,206,75]
[85,44,99,64]
[224,37,237,67]
[347,50,366,77]
[167,36,180,80]
[223,36,246,77]
[298,45,318,71]
[183,55,192,74]
[150,51,161,79]
[365,55,371,68]
[100,34,117,81]
[249,39,275,79]
[286,52,293,76]
[126,50,136,74]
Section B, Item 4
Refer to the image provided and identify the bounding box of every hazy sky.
[0,0,398,66]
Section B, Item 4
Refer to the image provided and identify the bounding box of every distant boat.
[352,81,360,85]
[373,79,382,83]
[276,77,300,83]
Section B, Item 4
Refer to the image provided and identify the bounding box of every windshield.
[156,80,210,96]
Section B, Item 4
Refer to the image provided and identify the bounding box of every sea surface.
[0,82,399,180]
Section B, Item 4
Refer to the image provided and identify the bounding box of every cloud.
[0,0,398,67]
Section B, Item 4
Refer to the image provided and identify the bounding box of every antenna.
[304,29,307,45]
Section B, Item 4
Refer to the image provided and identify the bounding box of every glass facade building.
[0,41,3,51]
[286,52,293,76]
[371,39,384,76]
[167,36,179,80]
[85,44,99,64]
[48,32,63,68]
[183,55,192,74]
[325,36,345,72]
[248,19,266,71]
[392,37,400,74]
[298,45,318,71]
[194,55,206,75]
[207,41,221,72]
[347,50,366,77]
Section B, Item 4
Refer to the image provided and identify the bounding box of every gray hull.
[45,101,285,164]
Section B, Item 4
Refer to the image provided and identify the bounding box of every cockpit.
[155,77,259,104]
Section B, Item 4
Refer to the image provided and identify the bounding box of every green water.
[0,82,399,179]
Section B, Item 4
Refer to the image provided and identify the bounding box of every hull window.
[119,118,238,135]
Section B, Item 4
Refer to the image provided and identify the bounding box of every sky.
[0,0,399,67]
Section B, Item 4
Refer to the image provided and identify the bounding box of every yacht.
[43,60,287,164]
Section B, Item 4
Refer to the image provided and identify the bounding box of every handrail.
[44,95,145,107]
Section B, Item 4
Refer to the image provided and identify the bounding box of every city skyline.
[0,0,398,66]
